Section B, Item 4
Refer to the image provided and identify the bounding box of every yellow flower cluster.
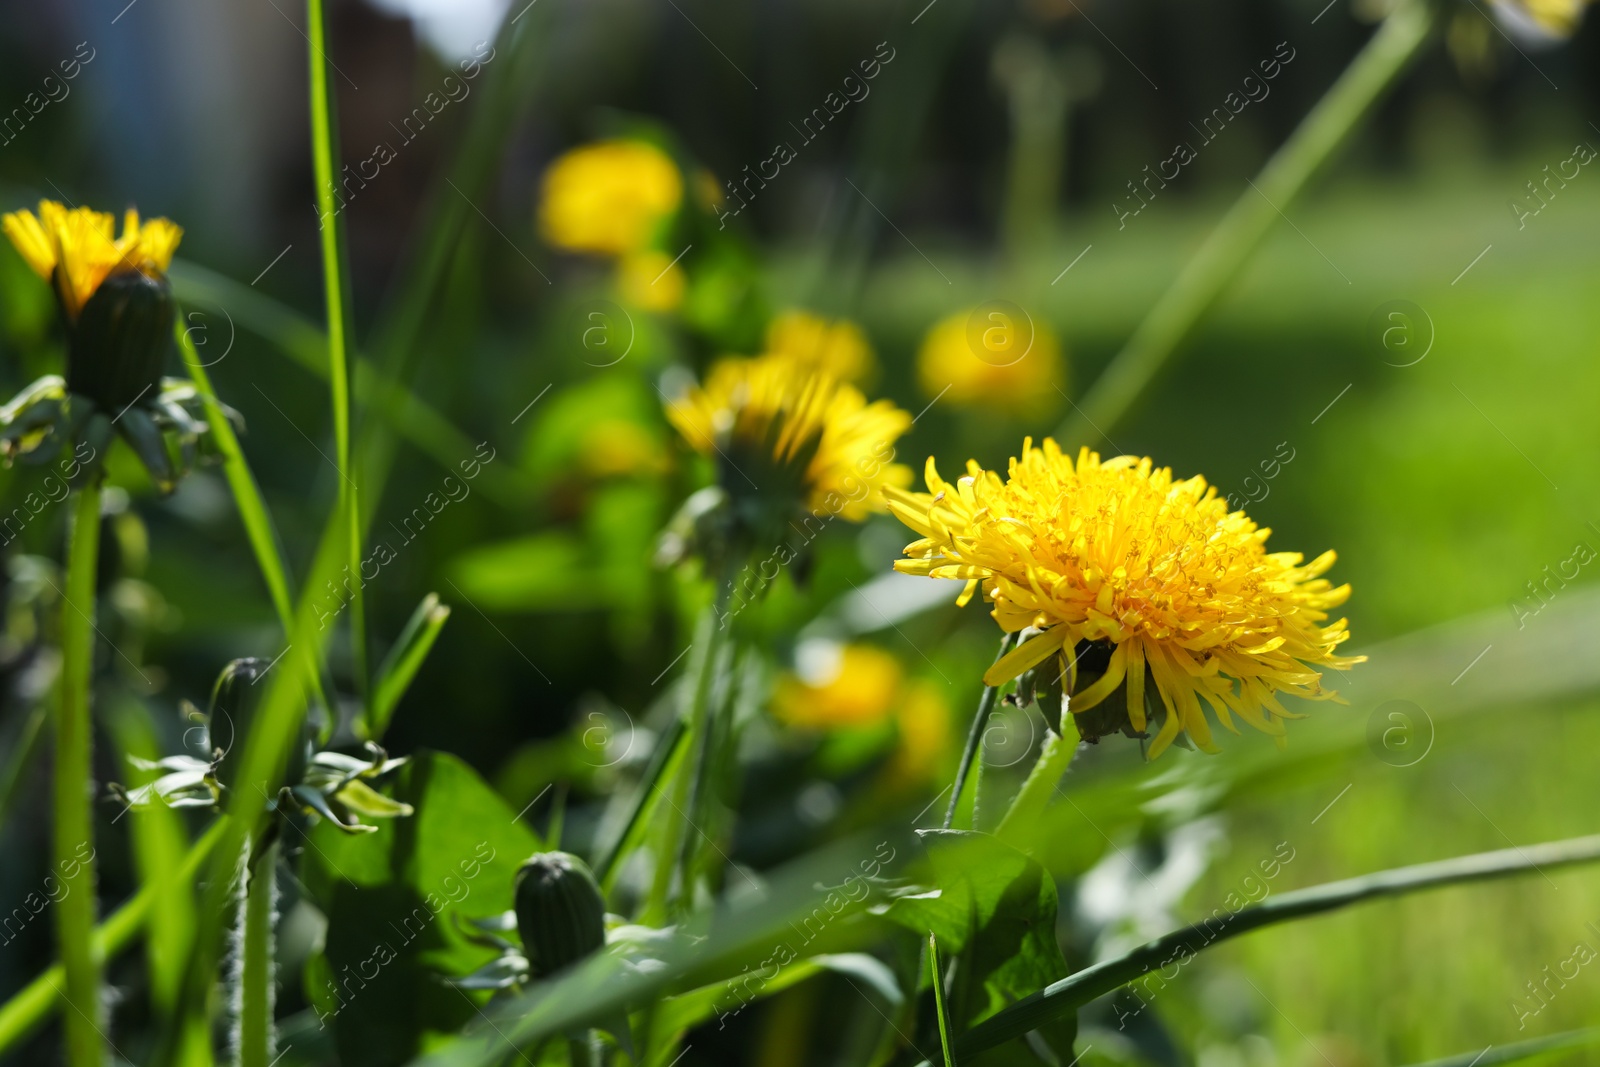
[887,439,1361,758]
[3,201,182,319]
[666,350,911,522]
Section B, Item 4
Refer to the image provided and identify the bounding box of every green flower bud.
[513,852,606,979]
[210,657,310,792]
[68,270,175,412]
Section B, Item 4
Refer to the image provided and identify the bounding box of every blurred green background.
[0,0,1597,1063]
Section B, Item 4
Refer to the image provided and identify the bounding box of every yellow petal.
[983,627,1067,687]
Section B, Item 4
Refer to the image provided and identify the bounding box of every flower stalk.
[645,599,729,922]
[995,719,1081,843]
[56,480,103,1067]
[943,633,1019,829]
[236,840,278,1067]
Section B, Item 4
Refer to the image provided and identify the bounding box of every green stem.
[944,633,1019,830]
[238,840,278,1067]
[1059,0,1437,444]
[306,0,367,704]
[0,821,224,1056]
[594,716,686,890]
[646,602,728,922]
[994,721,1080,844]
[951,831,1600,1059]
[566,1032,599,1067]
[56,481,102,1067]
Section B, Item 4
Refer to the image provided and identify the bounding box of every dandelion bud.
[210,657,310,792]
[513,851,606,978]
[68,269,175,412]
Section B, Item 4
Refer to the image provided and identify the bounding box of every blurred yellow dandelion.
[3,200,182,320]
[774,643,902,729]
[666,351,911,522]
[765,309,875,383]
[886,439,1362,758]
[1492,0,1594,36]
[538,140,682,256]
[916,308,1062,413]
[887,680,953,785]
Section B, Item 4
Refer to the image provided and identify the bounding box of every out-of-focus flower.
[665,351,911,525]
[538,140,683,256]
[765,309,875,383]
[774,643,903,729]
[916,308,1062,413]
[886,439,1362,759]
[1490,0,1594,40]
[0,200,227,491]
[617,248,685,312]
[887,679,953,784]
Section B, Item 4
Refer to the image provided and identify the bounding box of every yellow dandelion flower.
[1492,0,1594,37]
[774,643,903,730]
[765,309,875,383]
[3,201,182,320]
[617,249,685,311]
[887,680,953,785]
[537,140,682,256]
[666,351,911,523]
[916,308,1062,412]
[886,439,1362,759]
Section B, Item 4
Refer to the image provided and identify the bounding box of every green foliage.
[883,830,1076,1061]
[299,750,543,1066]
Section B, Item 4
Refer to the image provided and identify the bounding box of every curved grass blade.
[168,260,527,508]
[368,592,451,741]
[177,321,332,715]
[930,934,955,1067]
[1058,0,1437,443]
[1405,1028,1600,1067]
[950,832,1600,1059]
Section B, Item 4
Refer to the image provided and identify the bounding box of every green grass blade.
[177,322,332,716]
[168,260,528,509]
[0,702,47,828]
[164,518,347,1065]
[951,832,1600,1059]
[929,934,955,1067]
[177,323,295,631]
[305,0,366,704]
[1404,1028,1600,1067]
[368,592,451,741]
[108,705,197,1011]
[593,715,687,889]
[1059,0,1436,443]
[0,821,226,1056]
